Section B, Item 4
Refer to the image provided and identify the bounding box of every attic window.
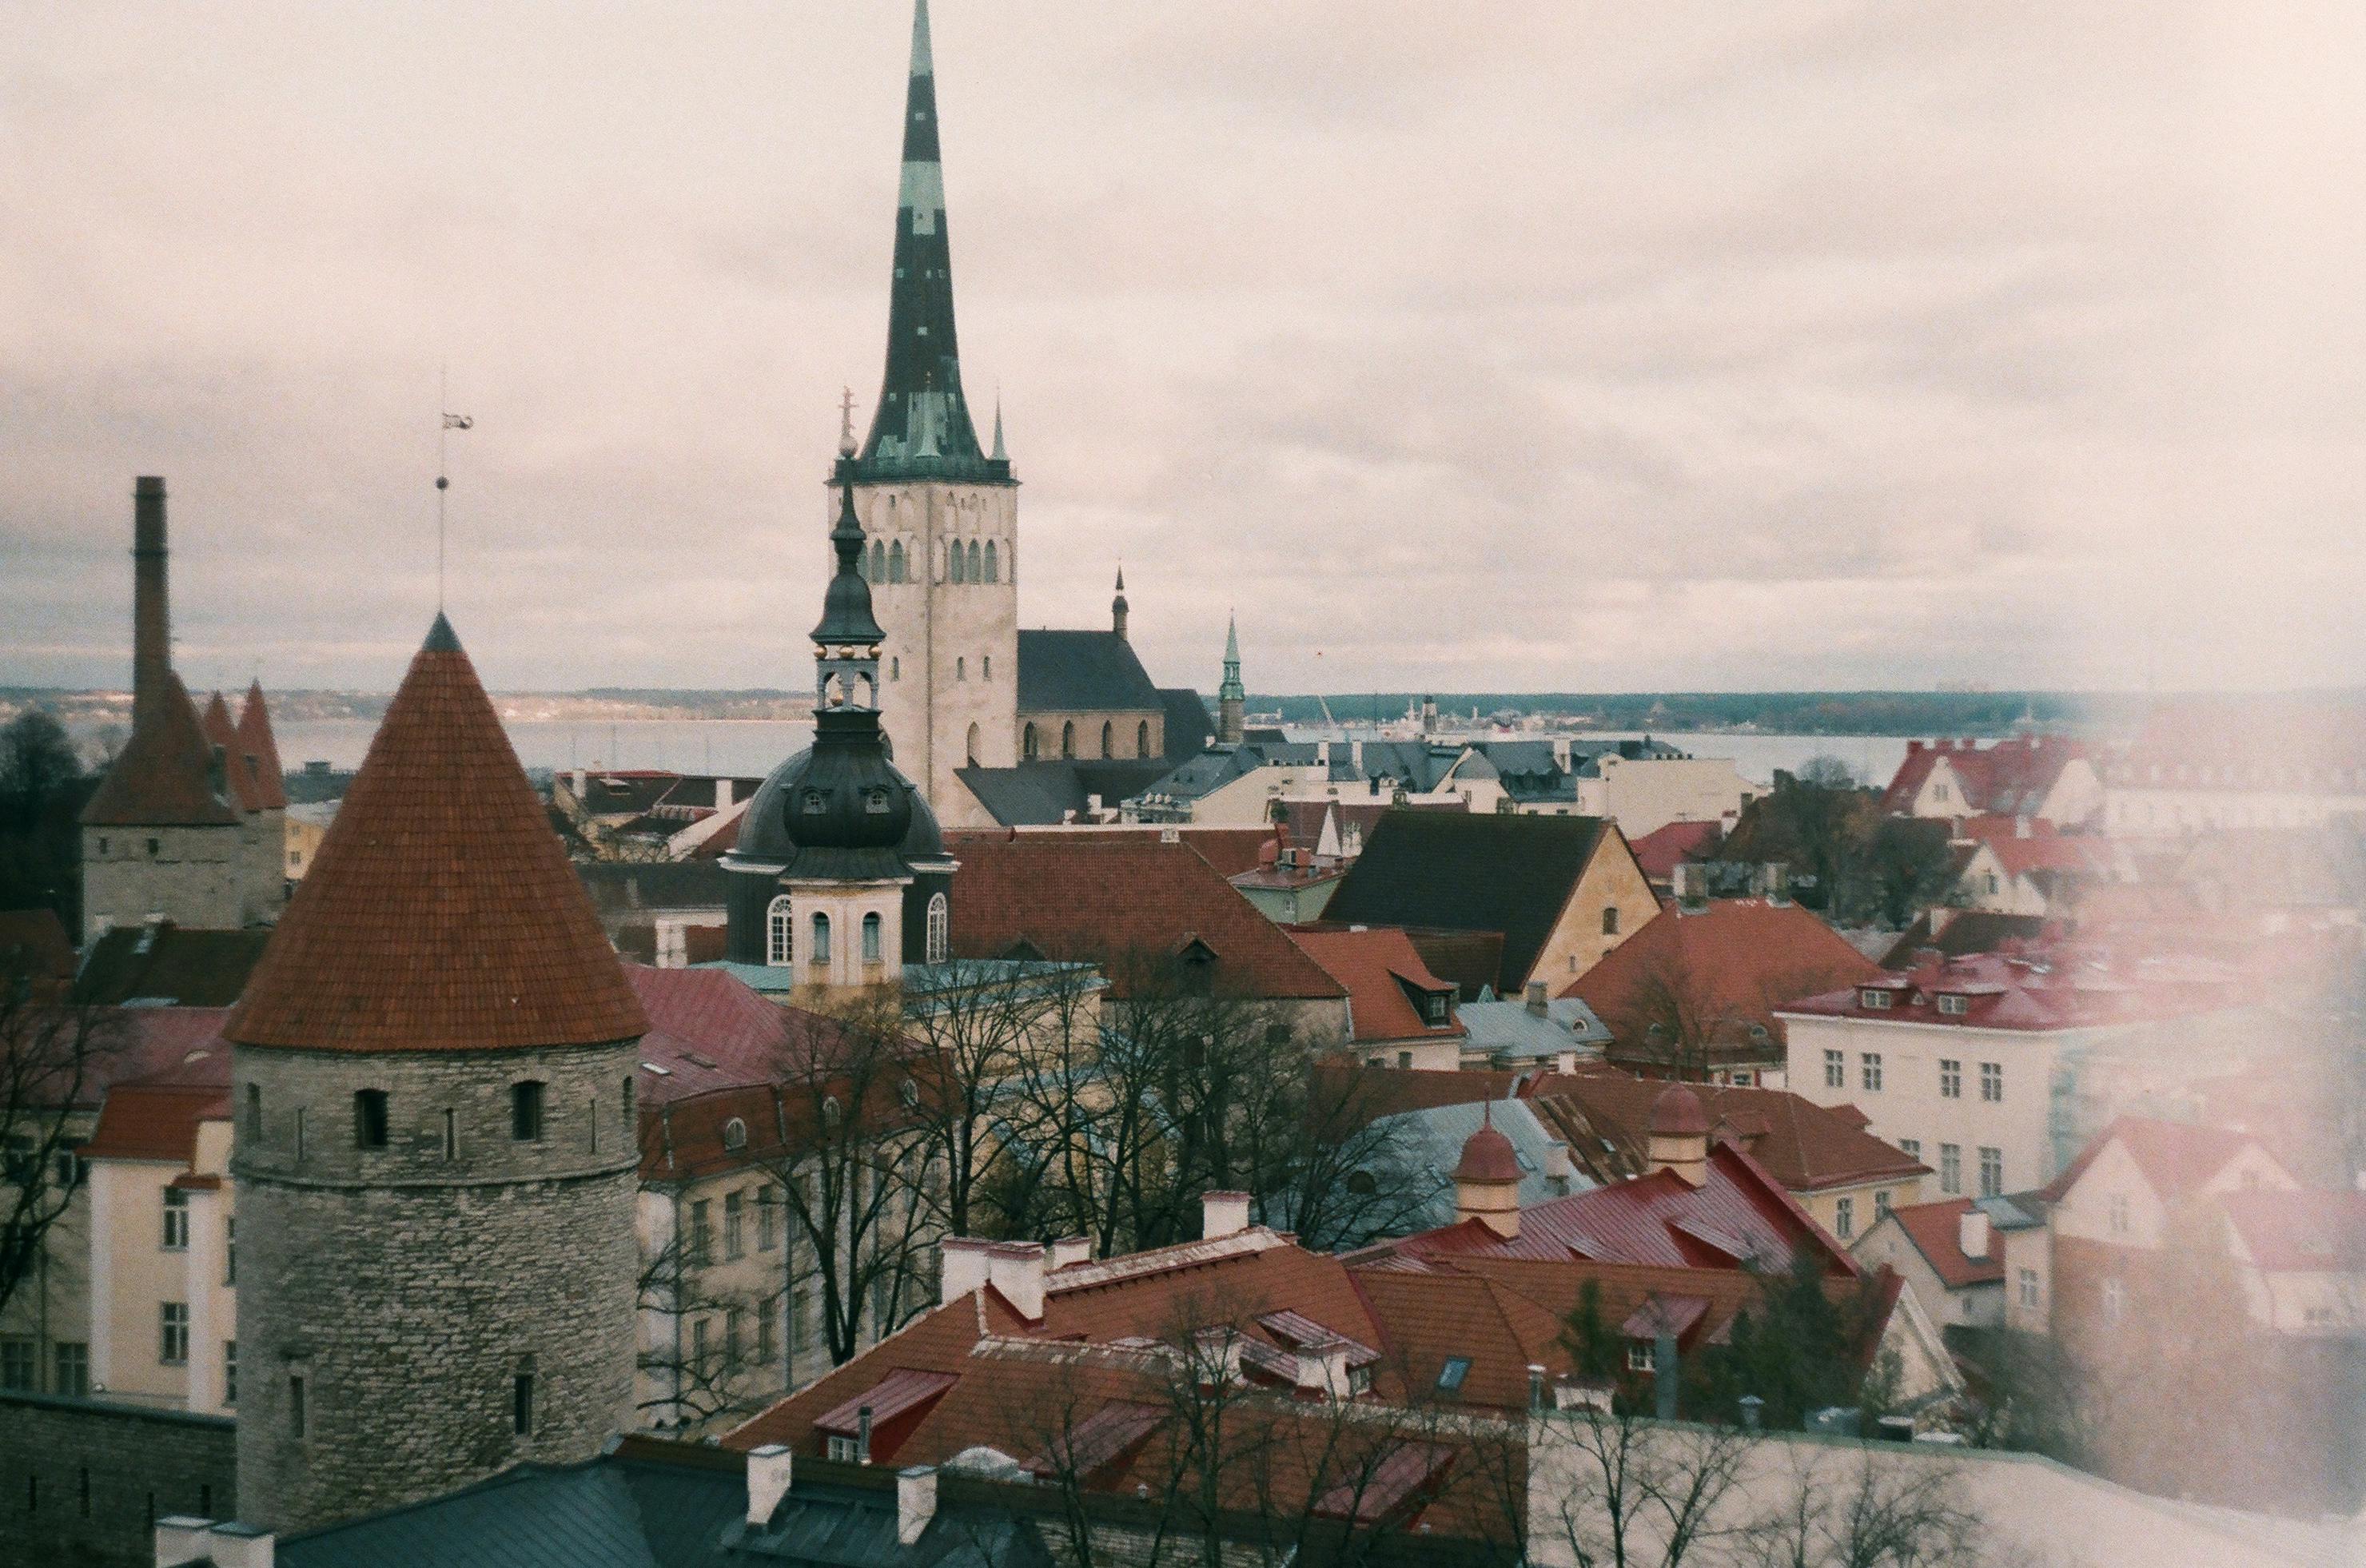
[722,1117,748,1151]
[802,790,827,812]
[1436,1357,1471,1392]
[1859,989,1893,1010]
[1936,994,1970,1017]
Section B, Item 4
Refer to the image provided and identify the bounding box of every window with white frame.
[1898,1137,1921,1162]
[1939,1058,1962,1099]
[1834,1196,1854,1239]
[1823,1049,1844,1088]
[810,911,831,967]
[1859,988,1892,1009]
[1978,1146,2002,1196]
[1938,993,1970,1016]
[861,911,882,964]
[2018,1268,2041,1310]
[160,1303,189,1366]
[1861,1053,1882,1092]
[162,1188,189,1250]
[926,893,949,964]
[766,895,793,965]
[2101,1279,2126,1323]
[1626,1340,1655,1372]
[1939,1143,1962,1195]
[1980,1061,2002,1102]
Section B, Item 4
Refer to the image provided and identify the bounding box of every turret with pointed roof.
[229,613,643,1533]
[1217,615,1246,746]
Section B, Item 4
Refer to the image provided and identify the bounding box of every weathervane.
[436,364,473,611]
[838,386,858,457]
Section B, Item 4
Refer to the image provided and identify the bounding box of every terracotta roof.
[1876,911,2049,969]
[946,836,1344,1000]
[946,826,1274,880]
[81,1077,229,1164]
[1451,1110,1521,1183]
[1324,814,1623,995]
[1626,820,1723,883]
[2217,1189,2366,1272]
[1879,736,2089,818]
[200,693,261,811]
[1284,925,1464,1044]
[1363,1141,1854,1276]
[1882,1198,2002,1290]
[624,964,833,1103]
[80,674,241,828]
[1563,897,1879,1057]
[227,615,647,1053]
[2041,1116,2283,1204]
[236,682,289,810]
[1521,1074,1925,1194]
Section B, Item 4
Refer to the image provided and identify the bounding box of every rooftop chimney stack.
[986,1241,1047,1321]
[1525,979,1548,1017]
[155,1516,216,1568]
[1047,1235,1091,1271]
[746,1444,795,1526]
[203,1523,275,1568]
[939,1236,992,1304]
[1201,1190,1252,1240]
[1958,1207,1992,1260]
[132,476,171,734]
[896,1467,938,1545]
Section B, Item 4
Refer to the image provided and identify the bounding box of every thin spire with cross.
[838,386,858,457]
[436,364,473,611]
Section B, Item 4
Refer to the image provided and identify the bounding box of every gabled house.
[1850,1196,2006,1330]
[1284,925,1466,1070]
[1320,814,1657,1001]
[1880,736,2100,827]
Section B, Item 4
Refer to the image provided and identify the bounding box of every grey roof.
[574,860,731,914]
[1014,630,1163,715]
[1155,687,1213,762]
[1324,813,1615,995]
[275,1443,1059,1568]
[1365,1096,1596,1230]
[1338,740,1467,794]
[1978,1190,2053,1231]
[955,760,1171,826]
[1137,741,1320,803]
[1456,995,1613,1062]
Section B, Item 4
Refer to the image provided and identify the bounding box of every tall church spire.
[854,0,1002,480]
[1218,614,1246,745]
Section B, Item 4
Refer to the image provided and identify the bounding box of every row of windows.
[1022,719,1151,761]
[244,1078,635,1156]
[1893,1138,2006,1197]
[0,1338,86,1396]
[1822,1049,2002,1101]
[861,537,1004,585]
[766,895,948,969]
[1829,1188,1893,1240]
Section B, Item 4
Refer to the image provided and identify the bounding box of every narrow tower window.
[888,540,906,582]
[353,1089,389,1149]
[511,1081,545,1142]
[244,1084,262,1142]
[926,893,950,965]
[862,912,882,964]
[512,1367,536,1436]
[1022,723,1038,760]
[1061,722,1076,760]
[983,541,998,583]
[443,1108,458,1161]
[766,894,794,966]
[1137,721,1150,758]
[967,539,982,580]
[948,542,965,583]
[289,1373,308,1438]
[1101,722,1113,759]
[810,911,831,968]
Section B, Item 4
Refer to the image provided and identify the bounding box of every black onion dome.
[730,737,943,866]
[815,486,886,647]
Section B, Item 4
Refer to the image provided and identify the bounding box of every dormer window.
[1936,994,1969,1017]
[1860,989,1892,1010]
[802,789,827,813]
[864,787,890,814]
[722,1117,748,1151]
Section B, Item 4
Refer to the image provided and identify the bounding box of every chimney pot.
[746,1444,795,1526]
[1525,979,1548,1016]
[1047,1235,1091,1272]
[1201,1190,1251,1240]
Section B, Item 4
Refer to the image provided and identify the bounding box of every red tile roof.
[1879,736,2089,818]
[80,675,241,828]
[2041,1116,2284,1204]
[1625,820,1723,883]
[625,963,827,1102]
[1363,1141,1854,1276]
[227,616,647,1053]
[1561,897,1879,1054]
[1284,925,1465,1045]
[1524,1075,1924,1194]
[200,693,259,812]
[946,826,1277,880]
[237,681,289,810]
[2217,1189,2366,1272]
[1883,1198,2002,1289]
[946,836,1344,1001]
[81,1072,230,1164]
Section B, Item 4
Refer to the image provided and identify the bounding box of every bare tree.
[1528,1399,1754,1568]
[1729,1447,1990,1568]
[0,957,125,1321]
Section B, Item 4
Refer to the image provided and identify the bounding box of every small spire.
[424,611,461,654]
[1114,566,1125,593]
[838,386,858,457]
[990,392,1006,461]
[909,0,934,78]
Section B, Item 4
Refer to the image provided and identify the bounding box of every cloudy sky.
[5,2,2360,697]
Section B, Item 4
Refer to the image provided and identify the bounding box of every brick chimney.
[132,476,171,734]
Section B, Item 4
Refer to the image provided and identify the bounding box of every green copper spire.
[1220,614,1244,701]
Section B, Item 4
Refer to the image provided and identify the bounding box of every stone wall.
[231,1037,641,1533]
[80,825,246,942]
[0,1391,236,1568]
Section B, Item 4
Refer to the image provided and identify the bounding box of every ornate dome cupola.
[723,483,957,984]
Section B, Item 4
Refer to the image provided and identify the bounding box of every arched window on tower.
[1023,723,1039,760]
[1101,721,1113,759]
[926,893,949,963]
[949,542,966,584]
[809,912,831,969]
[1061,722,1076,760]
[983,541,998,583]
[888,540,906,583]
[870,540,886,581]
[967,540,982,581]
[766,895,793,965]
[1137,720,1151,758]
[861,912,882,965]
[966,722,981,766]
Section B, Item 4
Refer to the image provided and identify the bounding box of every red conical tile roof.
[236,680,289,810]
[227,615,646,1053]
[200,691,261,812]
[81,674,242,828]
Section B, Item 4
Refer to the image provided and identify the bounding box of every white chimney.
[2014,814,2032,839]
[1958,1207,1992,1260]
[1317,739,1331,764]
[1672,862,1705,906]
[1525,979,1548,1017]
[205,1524,275,1568]
[746,1443,795,1526]
[1350,739,1364,769]
[155,1518,216,1568]
[1047,1235,1091,1272]
[717,778,735,810]
[572,766,588,796]
[1295,1340,1353,1399]
[1201,1190,1251,1240]
[986,1240,1046,1321]
[1193,1326,1244,1385]
[897,1466,939,1545]
[1543,1141,1573,1185]
[939,1236,993,1304]
[1160,826,1181,844]
[1086,793,1102,817]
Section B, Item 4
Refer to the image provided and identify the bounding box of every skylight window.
[1436,1357,1471,1392]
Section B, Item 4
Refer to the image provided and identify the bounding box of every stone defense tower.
[841,0,1019,814]
[225,614,648,1533]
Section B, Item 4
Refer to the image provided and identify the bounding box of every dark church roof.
[228,615,647,1053]
[1322,814,1617,997]
[1014,631,1163,715]
[1156,687,1213,761]
[80,673,242,828]
[954,760,1171,827]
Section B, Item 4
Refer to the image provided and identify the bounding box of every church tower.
[839,0,1018,817]
[225,615,647,1532]
[1217,614,1247,746]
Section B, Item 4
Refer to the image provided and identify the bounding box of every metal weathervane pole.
[437,364,473,611]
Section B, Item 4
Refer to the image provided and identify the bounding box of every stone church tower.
[225,614,647,1533]
[838,0,1019,814]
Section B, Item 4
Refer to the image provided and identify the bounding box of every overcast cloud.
[4,2,2361,697]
